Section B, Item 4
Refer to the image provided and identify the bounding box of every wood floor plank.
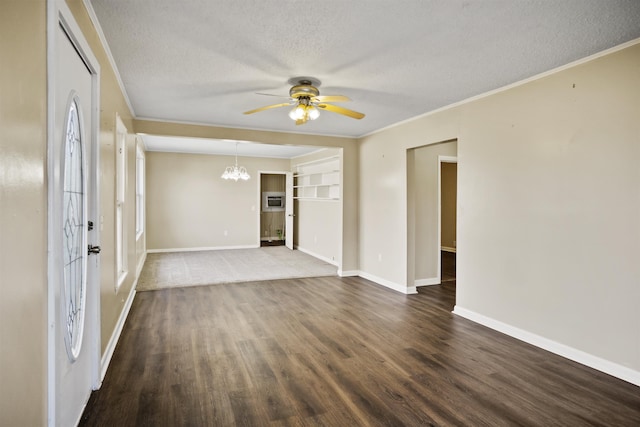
[80,276,640,426]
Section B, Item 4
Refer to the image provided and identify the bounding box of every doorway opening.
[440,159,457,284]
[259,172,292,248]
[406,140,457,291]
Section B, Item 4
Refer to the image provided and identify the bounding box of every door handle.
[88,245,101,255]
[288,214,295,217]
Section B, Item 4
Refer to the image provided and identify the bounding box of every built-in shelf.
[293,156,340,201]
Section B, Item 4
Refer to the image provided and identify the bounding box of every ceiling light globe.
[308,106,320,120]
[289,105,306,120]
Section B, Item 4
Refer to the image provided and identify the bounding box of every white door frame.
[47,0,101,424]
[285,172,294,250]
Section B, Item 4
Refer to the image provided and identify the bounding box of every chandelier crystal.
[221,142,250,181]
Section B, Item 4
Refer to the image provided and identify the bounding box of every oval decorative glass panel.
[62,96,87,361]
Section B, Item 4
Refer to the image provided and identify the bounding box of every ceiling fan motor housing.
[289,84,320,99]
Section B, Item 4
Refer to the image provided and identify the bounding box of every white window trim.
[135,139,145,240]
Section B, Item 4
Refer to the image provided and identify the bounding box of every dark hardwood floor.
[80,275,640,426]
[441,251,456,283]
[260,240,285,247]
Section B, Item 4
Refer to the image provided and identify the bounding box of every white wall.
[292,148,342,265]
[146,151,290,250]
[359,42,640,383]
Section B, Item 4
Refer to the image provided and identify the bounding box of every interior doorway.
[440,160,457,283]
[407,141,457,290]
[259,172,293,248]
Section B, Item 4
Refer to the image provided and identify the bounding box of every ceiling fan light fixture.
[244,76,364,125]
[307,105,320,120]
[289,105,306,121]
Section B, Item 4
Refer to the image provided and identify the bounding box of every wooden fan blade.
[312,95,351,103]
[317,103,365,119]
[243,102,292,115]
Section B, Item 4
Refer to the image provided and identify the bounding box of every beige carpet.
[136,247,338,291]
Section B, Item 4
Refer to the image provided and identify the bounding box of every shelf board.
[293,170,339,178]
[294,184,338,189]
[293,197,340,201]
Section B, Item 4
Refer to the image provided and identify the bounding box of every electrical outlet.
[224,230,228,236]
[378,253,382,262]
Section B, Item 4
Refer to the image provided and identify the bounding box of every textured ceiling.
[89,0,640,139]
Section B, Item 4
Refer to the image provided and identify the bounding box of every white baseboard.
[358,271,417,295]
[441,246,457,253]
[136,250,147,277]
[147,244,259,253]
[452,306,640,387]
[338,270,359,277]
[295,245,339,266]
[415,277,440,287]
[101,283,136,381]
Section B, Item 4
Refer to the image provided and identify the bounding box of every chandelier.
[221,142,250,181]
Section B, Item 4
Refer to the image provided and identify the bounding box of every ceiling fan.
[243,77,365,125]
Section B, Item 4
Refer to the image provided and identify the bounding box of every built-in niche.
[260,173,286,245]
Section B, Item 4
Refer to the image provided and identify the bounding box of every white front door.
[49,7,101,426]
[285,172,294,249]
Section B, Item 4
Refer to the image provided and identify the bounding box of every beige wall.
[294,201,341,264]
[360,43,640,378]
[359,114,460,288]
[145,152,291,250]
[456,43,640,375]
[441,162,457,249]
[0,2,48,424]
[65,0,138,357]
